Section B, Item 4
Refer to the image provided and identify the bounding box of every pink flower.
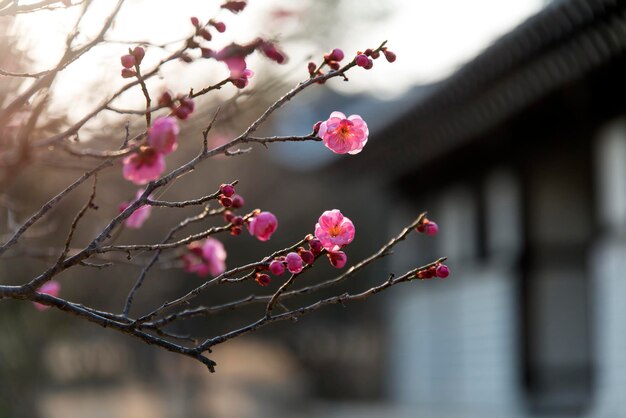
[314,209,355,252]
[122,147,166,185]
[148,117,179,155]
[119,189,152,229]
[182,238,227,277]
[231,68,254,89]
[285,252,303,274]
[318,111,368,155]
[327,251,347,269]
[33,281,61,311]
[247,211,278,241]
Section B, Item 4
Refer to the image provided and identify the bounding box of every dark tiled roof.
[345,0,626,178]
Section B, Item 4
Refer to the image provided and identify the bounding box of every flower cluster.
[253,209,354,286]
[122,115,182,185]
[355,46,396,70]
[120,46,145,78]
[416,217,439,236]
[416,262,450,279]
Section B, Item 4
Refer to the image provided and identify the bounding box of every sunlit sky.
[7,0,544,126]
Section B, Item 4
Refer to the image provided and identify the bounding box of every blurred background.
[2,0,626,417]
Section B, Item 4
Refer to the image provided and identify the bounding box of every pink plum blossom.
[33,281,61,311]
[182,238,227,277]
[247,211,278,241]
[119,189,152,229]
[327,251,347,269]
[318,111,368,155]
[148,117,179,154]
[285,252,303,274]
[314,209,355,252]
[122,147,165,185]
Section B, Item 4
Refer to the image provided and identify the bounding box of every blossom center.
[329,225,342,237]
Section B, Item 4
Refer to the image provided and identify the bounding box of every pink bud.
[424,221,439,236]
[190,16,200,27]
[308,238,323,255]
[312,121,322,134]
[223,210,234,223]
[308,62,317,75]
[299,249,315,265]
[201,48,214,59]
[212,21,226,33]
[383,49,396,63]
[120,54,135,69]
[355,54,369,67]
[230,226,242,236]
[219,196,232,207]
[158,91,173,107]
[269,260,285,276]
[329,62,340,70]
[221,1,247,13]
[132,46,145,65]
[199,29,212,41]
[173,105,192,120]
[363,58,374,70]
[121,68,136,78]
[327,251,347,269]
[220,184,235,197]
[371,50,380,59]
[231,216,244,226]
[33,281,61,311]
[231,194,244,208]
[285,252,303,274]
[435,264,450,278]
[255,273,271,286]
[329,48,344,62]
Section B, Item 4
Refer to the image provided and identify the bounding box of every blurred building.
[332,0,626,416]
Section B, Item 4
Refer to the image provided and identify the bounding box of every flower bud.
[221,0,247,13]
[231,194,244,208]
[199,28,212,41]
[219,196,233,207]
[269,260,285,276]
[383,49,397,63]
[223,210,234,223]
[212,21,226,33]
[255,273,271,286]
[355,54,369,67]
[435,264,450,278]
[158,91,173,107]
[230,226,242,236]
[329,48,344,62]
[231,216,244,226]
[121,68,136,78]
[190,16,200,27]
[327,251,347,269]
[220,183,235,197]
[120,54,135,69]
[299,249,315,265]
[132,46,145,65]
[285,252,303,274]
[308,238,323,255]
